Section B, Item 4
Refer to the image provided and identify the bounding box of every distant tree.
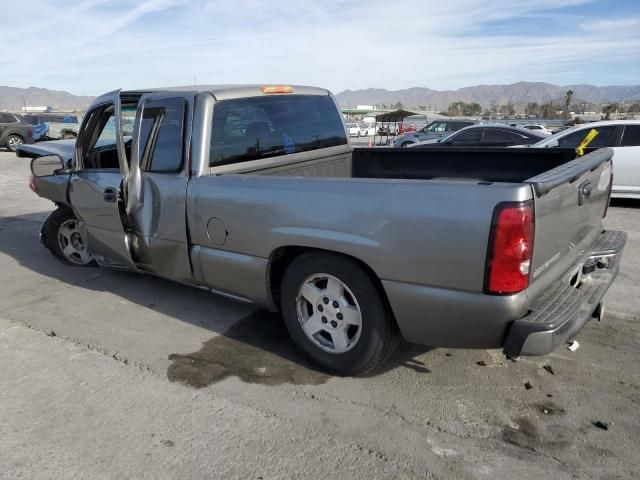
[447,102,482,117]
[540,101,557,119]
[602,103,624,120]
[564,90,574,122]
[447,101,482,117]
[627,102,640,113]
[499,102,515,117]
[525,102,540,117]
[392,102,404,110]
[482,109,492,119]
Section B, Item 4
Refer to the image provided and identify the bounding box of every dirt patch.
[167,310,329,387]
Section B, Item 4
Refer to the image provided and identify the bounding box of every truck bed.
[218,146,586,188]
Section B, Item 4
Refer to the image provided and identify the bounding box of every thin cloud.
[1,0,638,95]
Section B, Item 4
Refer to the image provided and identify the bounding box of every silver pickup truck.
[19,85,626,375]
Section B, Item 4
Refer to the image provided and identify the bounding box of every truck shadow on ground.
[0,212,432,387]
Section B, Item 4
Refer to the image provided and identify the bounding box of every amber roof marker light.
[261,85,294,94]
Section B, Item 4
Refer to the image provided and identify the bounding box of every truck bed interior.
[350,147,582,183]
[228,147,590,187]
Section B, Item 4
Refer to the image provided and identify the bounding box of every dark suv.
[0,113,34,152]
[393,119,478,147]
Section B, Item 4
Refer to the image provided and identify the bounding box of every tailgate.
[527,148,613,291]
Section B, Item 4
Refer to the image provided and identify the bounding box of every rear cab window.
[209,94,347,167]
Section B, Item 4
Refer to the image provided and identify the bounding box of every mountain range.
[335,82,640,110]
[0,86,94,112]
[2,82,640,113]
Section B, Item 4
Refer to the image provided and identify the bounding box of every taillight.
[484,201,534,295]
[28,126,33,137]
[603,169,613,218]
[28,175,37,193]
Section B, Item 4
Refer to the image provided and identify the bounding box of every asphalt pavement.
[1,149,639,479]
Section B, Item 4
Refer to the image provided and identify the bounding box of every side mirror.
[31,155,65,177]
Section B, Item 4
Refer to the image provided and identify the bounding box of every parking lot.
[1,148,639,478]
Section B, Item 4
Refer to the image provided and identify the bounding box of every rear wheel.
[42,207,96,266]
[280,252,398,376]
[6,134,23,152]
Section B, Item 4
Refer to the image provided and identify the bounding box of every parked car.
[527,120,640,199]
[359,123,376,136]
[23,113,82,141]
[346,122,362,137]
[0,113,34,152]
[409,124,546,148]
[393,120,478,147]
[524,124,552,135]
[20,84,625,375]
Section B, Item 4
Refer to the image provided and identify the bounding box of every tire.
[62,132,77,140]
[400,141,412,148]
[42,207,96,266]
[280,252,399,376]
[6,134,24,152]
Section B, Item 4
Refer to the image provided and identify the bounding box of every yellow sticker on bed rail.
[575,128,599,156]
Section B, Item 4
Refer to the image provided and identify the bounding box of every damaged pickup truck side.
[20,85,626,375]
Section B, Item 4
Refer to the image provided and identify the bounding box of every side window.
[79,106,120,169]
[482,129,514,143]
[558,126,616,148]
[448,122,470,132]
[78,103,138,170]
[209,95,347,167]
[450,129,481,143]
[0,113,17,123]
[620,125,640,147]
[426,121,446,133]
[139,98,185,172]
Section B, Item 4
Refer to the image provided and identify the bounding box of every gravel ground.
[1,149,639,479]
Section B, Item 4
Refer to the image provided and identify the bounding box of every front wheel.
[6,134,24,152]
[280,252,398,376]
[42,207,96,266]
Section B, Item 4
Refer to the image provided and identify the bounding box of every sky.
[1,0,639,96]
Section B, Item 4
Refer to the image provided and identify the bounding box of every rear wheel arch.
[267,246,395,318]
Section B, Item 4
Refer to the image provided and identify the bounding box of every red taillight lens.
[28,175,37,193]
[485,201,534,295]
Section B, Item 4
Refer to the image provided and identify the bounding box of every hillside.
[335,82,640,109]
[0,86,93,112]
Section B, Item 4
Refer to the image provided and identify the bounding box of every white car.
[359,123,376,136]
[524,124,553,135]
[346,122,362,137]
[530,120,640,199]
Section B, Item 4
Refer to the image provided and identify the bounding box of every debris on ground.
[524,382,533,390]
[161,439,175,447]
[542,365,555,375]
[46,330,56,337]
[593,421,610,431]
[567,340,580,352]
[476,361,488,367]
